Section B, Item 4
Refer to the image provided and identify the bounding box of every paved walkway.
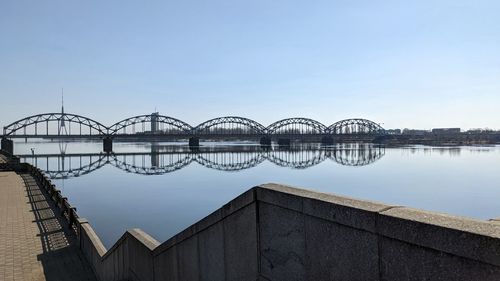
[0,171,97,281]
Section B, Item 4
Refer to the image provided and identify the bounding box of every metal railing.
[25,164,80,231]
[0,150,81,234]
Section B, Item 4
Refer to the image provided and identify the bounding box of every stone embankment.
[77,185,500,281]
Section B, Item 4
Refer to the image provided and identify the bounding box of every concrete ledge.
[76,188,259,281]
[259,183,393,213]
[81,222,107,257]
[69,182,500,280]
[129,228,160,251]
[378,206,500,266]
[258,183,397,232]
[379,236,500,280]
[153,187,256,256]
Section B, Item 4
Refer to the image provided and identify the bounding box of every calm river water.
[13,140,500,248]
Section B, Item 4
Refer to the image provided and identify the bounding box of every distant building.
[151,112,159,132]
[466,129,483,134]
[402,129,430,135]
[466,128,494,134]
[385,129,401,135]
[432,128,461,134]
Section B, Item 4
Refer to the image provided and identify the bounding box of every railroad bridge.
[1,112,385,153]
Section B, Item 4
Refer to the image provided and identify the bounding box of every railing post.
[68,207,77,228]
[60,197,68,215]
[22,161,81,238]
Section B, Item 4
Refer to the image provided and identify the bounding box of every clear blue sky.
[1,0,499,130]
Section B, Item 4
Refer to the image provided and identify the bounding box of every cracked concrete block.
[378,207,500,266]
[380,237,500,281]
[259,202,305,281]
[304,215,379,280]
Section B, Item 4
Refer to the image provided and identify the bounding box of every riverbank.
[375,133,500,146]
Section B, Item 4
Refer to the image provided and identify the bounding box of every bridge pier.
[103,137,113,153]
[189,137,200,147]
[321,136,334,145]
[1,138,13,155]
[260,136,271,146]
[278,138,291,147]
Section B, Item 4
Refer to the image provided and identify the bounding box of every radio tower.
[58,88,68,135]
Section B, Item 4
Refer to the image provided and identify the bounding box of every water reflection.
[19,143,385,179]
[13,141,500,246]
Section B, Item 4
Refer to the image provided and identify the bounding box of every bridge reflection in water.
[18,143,385,179]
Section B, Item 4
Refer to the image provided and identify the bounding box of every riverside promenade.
[0,169,96,280]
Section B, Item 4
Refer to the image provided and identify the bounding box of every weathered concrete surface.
[198,221,225,281]
[70,182,500,280]
[177,236,199,281]
[259,203,306,281]
[223,203,259,281]
[0,171,96,281]
[153,245,178,280]
[379,237,500,281]
[379,206,500,267]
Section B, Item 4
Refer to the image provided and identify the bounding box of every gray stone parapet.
[72,183,500,280]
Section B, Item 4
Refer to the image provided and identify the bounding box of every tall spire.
[58,88,67,135]
[61,88,64,114]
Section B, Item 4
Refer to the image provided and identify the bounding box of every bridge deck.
[0,171,96,281]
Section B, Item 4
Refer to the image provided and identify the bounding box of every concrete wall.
[75,183,500,281]
[77,188,260,281]
[256,184,500,281]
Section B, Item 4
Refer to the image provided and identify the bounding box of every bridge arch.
[194,116,266,135]
[108,115,192,135]
[195,151,265,171]
[110,153,193,175]
[329,144,385,166]
[267,148,329,169]
[3,113,108,136]
[266,118,328,135]
[328,118,385,135]
[19,154,109,179]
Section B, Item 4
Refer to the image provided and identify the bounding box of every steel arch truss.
[110,154,193,175]
[328,119,385,135]
[267,149,329,169]
[266,118,328,135]
[3,113,108,136]
[41,154,109,179]
[330,145,385,166]
[23,144,387,179]
[108,115,193,135]
[195,152,266,171]
[194,116,266,135]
